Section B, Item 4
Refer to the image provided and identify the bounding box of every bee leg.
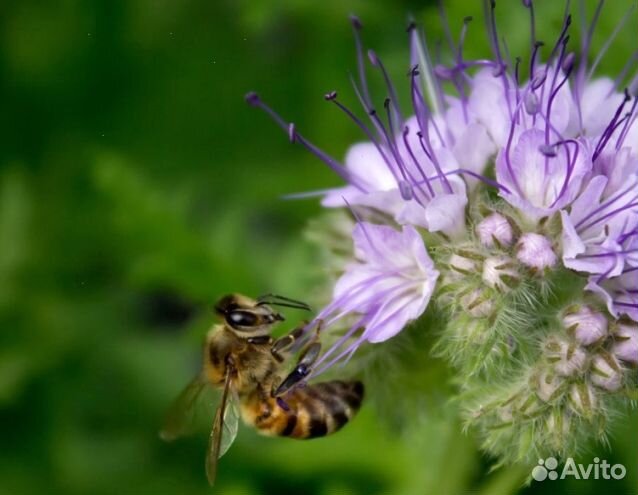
[246,335,273,346]
[270,323,307,362]
[272,340,322,397]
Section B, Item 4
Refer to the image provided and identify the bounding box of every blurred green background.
[0,1,636,494]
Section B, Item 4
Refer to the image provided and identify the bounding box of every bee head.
[214,293,311,337]
[215,294,284,336]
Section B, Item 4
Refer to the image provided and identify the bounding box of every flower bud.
[482,256,519,291]
[543,336,587,376]
[534,370,563,402]
[569,382,597,417]
[497,405,513,423]
[475,213,514,248]
[562,305,608,345]
[611,323,638,365]
[516,233,557,270]
[448,253,478,277]
[524,91,539,115]
[590,353,623,391]
[545,408,571,448]
[460,288,494,318]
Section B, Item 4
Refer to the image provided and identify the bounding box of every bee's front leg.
[270,323,309,362]
[271,321,323,397]
[246,335,272,346]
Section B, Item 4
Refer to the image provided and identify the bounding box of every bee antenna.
[256,293,312,311]
[258,301,312,311]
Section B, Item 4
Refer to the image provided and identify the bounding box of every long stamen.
[574,0,601,129]
[593,90,631,161]
[246,92,363,188]
[350,15,372,108]
[513,56,522,114]
[325,91,400,184]
[417,132,453,195]
[456,16,474,123]
[348,73,388,143]
[545,39,572,146]
[445,168,512,193]
[549,139,579,208]
[529,41,544,88]
[525,0,536,52]
[548,6,572,64]
[316,270,403,322]
[382,98,419,202]
[578,202,638,233]
[538,8,571,124]
[619,230,638,244]
[587,4,637,82]
[368,106,412,183]
[437,0,456,54]
[616,96,638,149]
[402,126,434,198]
[408,67,452,195]
[575,182,637,231]
[504,111,523,195]
[368,50,404,124]
[579,0,603,77]
[314,283,418,374]
[578,249,638,260]
[484,0,513,118]
[612,49,638,95]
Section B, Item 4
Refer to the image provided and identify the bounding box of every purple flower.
[246,18,507,238]
[562,305,608,346]
[309,221,438,374]
[611,323,638,365]
[561,149,638,276]
[543,336,587,377]
[245,2,638,390]
[320,141,469,238]
[475,212,514,248]
[495,130,590,222]
[586,268,638,322]
[516,232,557,270]
[567,78,629,138]
[590,353,623,391]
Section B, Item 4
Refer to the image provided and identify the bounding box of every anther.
[349,14,362,30]
[562,52,576,73]
[245,91,260,106]
[531,69,547,89]
[524,92,539,114]
[539,144,557,157]
[367,49,379,66]
[398,180,413,201]
[324,91,338,101]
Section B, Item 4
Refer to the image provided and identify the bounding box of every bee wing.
[205,367,240,486]
[159,374,208,442]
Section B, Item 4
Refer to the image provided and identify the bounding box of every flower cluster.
[248,1,637,467]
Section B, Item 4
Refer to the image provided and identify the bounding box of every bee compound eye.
[228,310,258,328]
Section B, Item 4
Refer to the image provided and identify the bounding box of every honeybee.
[160,293,364,485]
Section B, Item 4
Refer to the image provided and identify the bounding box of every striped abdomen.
[240,380,364,439]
